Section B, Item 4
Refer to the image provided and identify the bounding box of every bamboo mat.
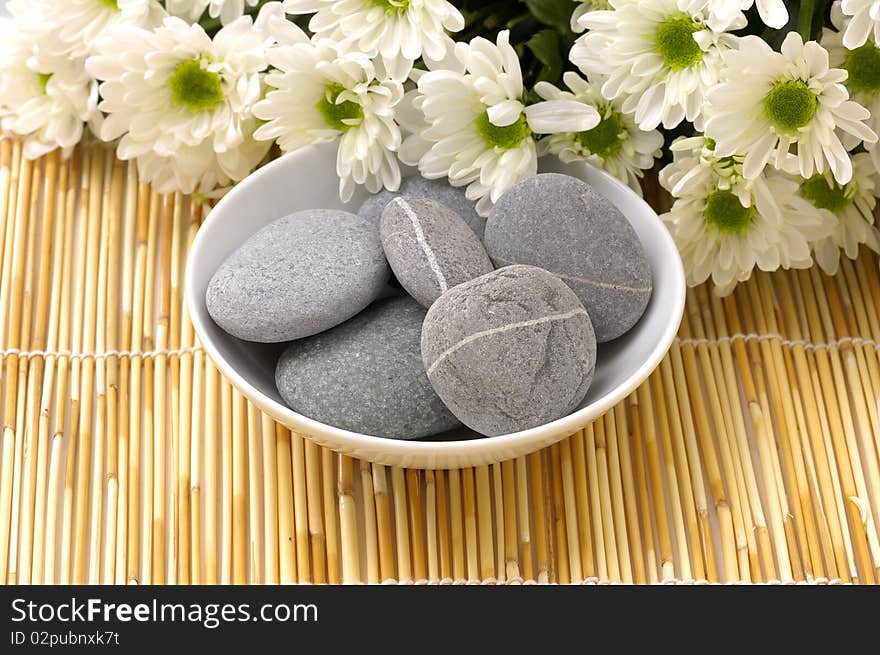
[1,139,880,585]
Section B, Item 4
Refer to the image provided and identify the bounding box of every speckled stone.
[358,176,486,239]
[484,173,652,342]
[206,209,389,343]
[357,188,397,229]
[276,296,461,439]
[421,265,596,437]
[381,197,494,308]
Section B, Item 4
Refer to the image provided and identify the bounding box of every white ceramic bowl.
[185,142,685,468]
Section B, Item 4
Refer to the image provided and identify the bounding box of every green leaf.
[522,0,574,34]
[526,29,563,85]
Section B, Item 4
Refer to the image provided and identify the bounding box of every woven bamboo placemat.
[1,139,879,585]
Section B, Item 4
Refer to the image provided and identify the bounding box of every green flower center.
[800,175,852,213]
[476,111,531,150]
[576,109,624,159]
[37,73,51,94]
[764,80,817,132]
[655,15,703,71]
[97,0,119,9]
[316,83,364,131]
[368,0,410,15]
[844,44,880,96]
[704,190,755,234]
[168,59,224,113]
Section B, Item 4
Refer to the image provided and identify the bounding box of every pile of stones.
[206,173,652,439]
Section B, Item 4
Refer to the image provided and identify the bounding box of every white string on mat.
[0,332,880,359]
[676,333,880,352]
[0,345,204,360]
[3,335,877,360]
[379,576,844,585]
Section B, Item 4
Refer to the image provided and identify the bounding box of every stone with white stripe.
[484,173,652,342]
[421,265,596,437]
[359,176,487,239]
[380,196,493,308]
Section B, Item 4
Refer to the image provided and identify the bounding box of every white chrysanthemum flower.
[823,3,880,171]
[166,0,262,25]
[282,0,465,76]
[134,123,268,195]
[685,0,788,30]
[704,32,877,186]
[799,152,880,274]
[8,0,165,57]
[86,13,275,194]
[660,136,834,294]
[839,0,880,48]
[571,0,741,131]
[253,27,405,200]
[399,30,599,215]
[534,72,662,195]
[0,26,100,159]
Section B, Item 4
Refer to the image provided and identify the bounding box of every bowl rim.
[185,145,686,462]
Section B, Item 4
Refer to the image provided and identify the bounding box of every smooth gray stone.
[421,265,596,437]
[357,188,397,229]
[206,209,389,343]
[381,197,494,308]
[358,176,486,239]
[276,296,461,439]
[484,173,652,342]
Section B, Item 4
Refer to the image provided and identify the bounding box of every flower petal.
[524,100,599,134]
[487,99,524,127]
[756,0,789,28]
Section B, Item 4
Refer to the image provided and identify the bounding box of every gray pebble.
[358,176,486,239]
[421,265,596,437]
[357,188,397,229]
[276,296,460,439]
[381,197,494,308]
[484,173,652,342]
[207,209,389,343]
